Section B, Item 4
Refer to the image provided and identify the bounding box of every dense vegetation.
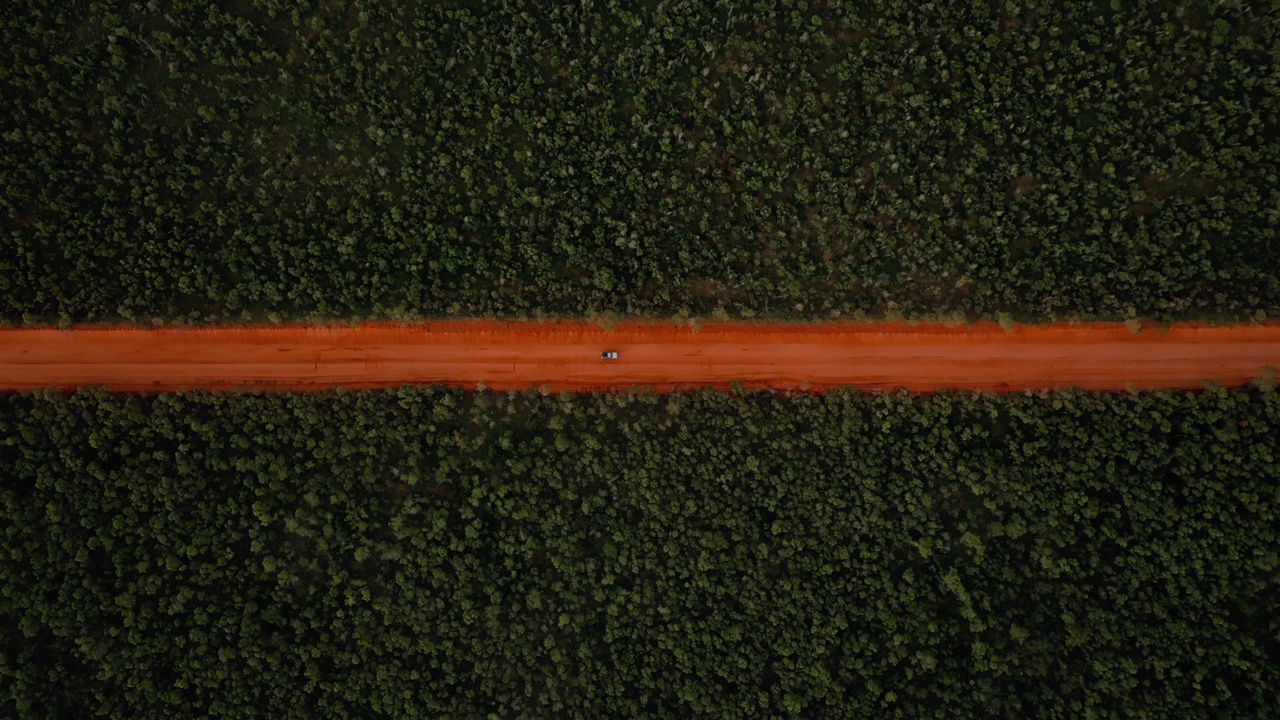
[3,0,1278,324]
[2,386,1277,718]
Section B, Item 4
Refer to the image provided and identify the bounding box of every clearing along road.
[0,321,1277,394]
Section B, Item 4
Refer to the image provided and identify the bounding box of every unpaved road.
[0,321,1277,393]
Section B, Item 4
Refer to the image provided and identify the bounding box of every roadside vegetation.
[3,0,1277,324]
[2,387,1277,718]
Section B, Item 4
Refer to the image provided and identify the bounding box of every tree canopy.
[2,0,1277,324]
[2,386,1277,717]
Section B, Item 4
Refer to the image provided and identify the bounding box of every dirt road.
[0,321,1277,393]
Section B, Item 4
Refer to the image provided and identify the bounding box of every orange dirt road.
[0,321,1277,394]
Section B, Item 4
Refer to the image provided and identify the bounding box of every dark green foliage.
[2,386,1277,718]
[2,0,1279,323]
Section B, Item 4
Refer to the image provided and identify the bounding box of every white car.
[601,351,619,360]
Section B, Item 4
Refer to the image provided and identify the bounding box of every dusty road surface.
[0,321,1277,393]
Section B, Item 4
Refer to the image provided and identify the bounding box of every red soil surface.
[1,321,1277,394]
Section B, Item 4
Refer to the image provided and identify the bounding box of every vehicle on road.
[601,351,618,360]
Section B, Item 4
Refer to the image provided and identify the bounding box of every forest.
[3,0,1278,324]
[2,386,1277,718]
[4,0,1279,716]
